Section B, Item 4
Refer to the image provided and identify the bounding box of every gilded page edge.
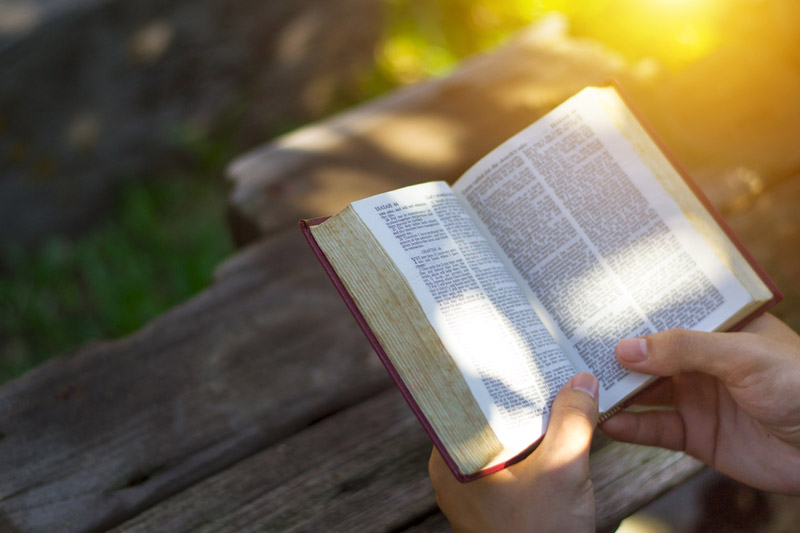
[311,207,507,475]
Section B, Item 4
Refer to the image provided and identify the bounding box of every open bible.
[301,84,780,481]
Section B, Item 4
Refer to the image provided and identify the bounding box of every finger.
[600,409,685,451]
[615,328,773,384]
[627,379,673,407]
[540,373,599,466]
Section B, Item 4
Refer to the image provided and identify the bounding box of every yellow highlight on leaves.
[379,37,426,84]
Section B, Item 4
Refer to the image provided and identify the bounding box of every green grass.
[0,176,233,383]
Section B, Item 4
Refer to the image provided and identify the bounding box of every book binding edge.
[301,217,519,482]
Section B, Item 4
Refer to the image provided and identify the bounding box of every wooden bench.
[3,17,799,532]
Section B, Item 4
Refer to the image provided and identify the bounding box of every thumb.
[540,373,599,467]
[615,328,771,385]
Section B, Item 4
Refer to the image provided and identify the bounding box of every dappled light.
[374,1,800,191]
[377,0,745,84]
[0,1,41,36]
[3,1,800,531]
[129,20,174,66]
[237,0,800,246]
[369,113,463,167]
[431,276,553,447]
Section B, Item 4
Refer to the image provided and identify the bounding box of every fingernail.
[571,372,598,399]
[617,338,648,363]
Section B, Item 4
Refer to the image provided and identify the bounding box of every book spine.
[300,218,476,482]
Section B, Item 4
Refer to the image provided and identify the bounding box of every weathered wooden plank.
[112,389,434,533]
[0,228,391,532]
[111,387,702,533]
[2,115,794,533]
[226,16,627,245]
[400,512,451,533]
[592,440,703,528]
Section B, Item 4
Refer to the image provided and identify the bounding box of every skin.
[429,314,800,532]
[601,313,800,494]
[429,372,599,533]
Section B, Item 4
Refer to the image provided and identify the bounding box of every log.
[0,228,390,532]
[226,15,800,247]
[3,12,798,532]
[226,15,627,246]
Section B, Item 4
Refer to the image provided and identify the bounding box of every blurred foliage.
[0,175,233,383]
[0,82,248,383]
[0,0,781,383]
[375,0,534,84]
[374,0,767,86]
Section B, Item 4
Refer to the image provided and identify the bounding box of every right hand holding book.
[429,372,600,533]
[601,314,800,495]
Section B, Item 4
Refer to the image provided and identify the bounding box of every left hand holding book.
[602,313,800,495]
[429,372,600,533]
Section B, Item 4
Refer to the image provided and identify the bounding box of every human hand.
[601,314,800,494]
[429,373,599,533]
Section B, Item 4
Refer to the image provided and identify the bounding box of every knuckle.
[724,332,769,383]
[738,331,767,358]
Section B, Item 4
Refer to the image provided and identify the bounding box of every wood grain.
[112,389,435,533]
[0,228,390,532]
[110,388,702,532]
[591,439,703,528]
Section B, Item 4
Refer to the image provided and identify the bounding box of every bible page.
[351,181,575,452]
[452,87,752,412]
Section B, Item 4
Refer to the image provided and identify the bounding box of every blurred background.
[1,1,799,529]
